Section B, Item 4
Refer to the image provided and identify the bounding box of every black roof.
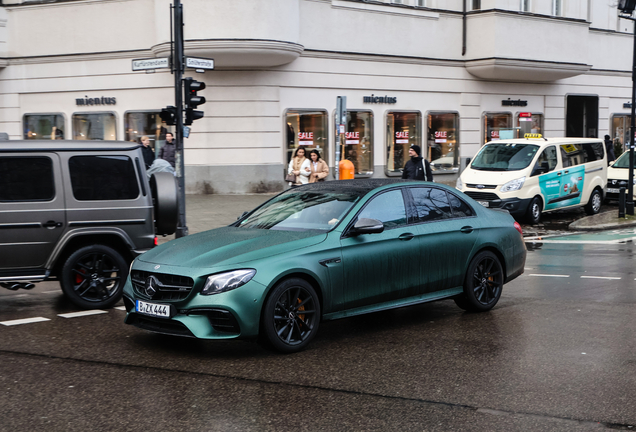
[0,140,141,153]
[287,179,422,197]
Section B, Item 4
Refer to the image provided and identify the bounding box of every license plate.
[136,300,172,318]
[476,201,489,208]
[607,188,620,194]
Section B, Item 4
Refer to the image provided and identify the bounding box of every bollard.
[619,187,626,218]
[339,159,355,180]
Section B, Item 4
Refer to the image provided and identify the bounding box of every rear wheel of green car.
[454,251,503,313]
[261,278,320,353]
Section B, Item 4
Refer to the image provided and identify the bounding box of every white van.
[456,136,607,224]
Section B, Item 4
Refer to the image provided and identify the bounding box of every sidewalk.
[569,208,636,231]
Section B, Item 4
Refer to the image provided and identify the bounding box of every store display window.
[23,114,65,140]
[427,112,459,173]
[285,110,329,165]
[612,114,631,157]
[386,111,421,176]
[125,111,173,156]
[337,110,373,177]
[72,113,117,140]
[483,112,512,143]
[516,113,543,137]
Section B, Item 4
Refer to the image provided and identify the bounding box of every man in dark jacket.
[604,134,616,165]
[158,132,176,168]
[401,144,433,181]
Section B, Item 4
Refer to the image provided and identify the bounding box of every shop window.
[23,114,65,140]
[483,112,512,144]
[337,110,373,177]
[472,0,481,10]
[125,111,173,158]
[552,0,561,16]
[611,114,631,157]
[72,113,117,140]
[427,112,459,173]
[285,110,329,167]
[520,0,530,12]
[516,113,543,137]
[386,111,422,176]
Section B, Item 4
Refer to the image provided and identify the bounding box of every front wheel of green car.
[261,278,320,353]
[60,245,128,309]
[454,251,503,312]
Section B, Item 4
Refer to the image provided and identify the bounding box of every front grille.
[186,308,241,334]
[607,180,629,188]
[131,270,194,301]
[464,191,500,201]
[127,314,195,338]
[466,184,497,189]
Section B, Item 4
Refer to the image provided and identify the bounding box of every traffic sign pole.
[173,0,188,237]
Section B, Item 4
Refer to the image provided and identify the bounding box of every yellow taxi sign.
[561,144,578,153]
[524,133,543,139]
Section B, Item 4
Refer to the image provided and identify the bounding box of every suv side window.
[408,187,452,223]
[69,155,140,201]
[0,157,54,202]
[357,189,407,228]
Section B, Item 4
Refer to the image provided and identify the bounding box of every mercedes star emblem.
[145,276,158,298]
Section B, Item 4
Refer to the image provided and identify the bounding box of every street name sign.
[186,57,215,70]
[132,58,170,71]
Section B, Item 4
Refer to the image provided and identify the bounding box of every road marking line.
[0,317,50,326]
[581,276,621,280]
[114,306,126,311]
[529,274,570,278]
[58,310,107,318]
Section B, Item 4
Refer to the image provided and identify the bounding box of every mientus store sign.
[76,96,117,106]
[363,94,397,104]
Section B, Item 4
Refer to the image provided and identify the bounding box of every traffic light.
[159,106,177,126]
[619,0,636,13]
[184,77,206,125]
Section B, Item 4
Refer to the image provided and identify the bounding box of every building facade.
[3,0,634,192]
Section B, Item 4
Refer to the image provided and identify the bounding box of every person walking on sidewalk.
[158,132,176,168]
[402,144,433,181]
[309,150,329,183]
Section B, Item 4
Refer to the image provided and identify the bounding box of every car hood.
[461,168,527,186]
[138,226,327,268]
[608,166,631,180]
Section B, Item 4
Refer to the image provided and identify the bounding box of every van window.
[559,143,604,168]
[470,143,539,171]
[531,146,557,176]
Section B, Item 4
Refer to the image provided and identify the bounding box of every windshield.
[237,190,361,231]
[471,143,539,171]
[612,151,634,169]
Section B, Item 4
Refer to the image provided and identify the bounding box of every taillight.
[154,236,158,246]
[514,221,523,236]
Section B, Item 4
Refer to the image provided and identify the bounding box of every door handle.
[557,172,562,176]
[398,233,414,241]
[460,226,474,234]
[564,170,569,174]
[42,220,63,229]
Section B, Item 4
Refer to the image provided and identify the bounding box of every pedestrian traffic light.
[184,77,206,125]
[619,0,636,14]
[160,106,177,126]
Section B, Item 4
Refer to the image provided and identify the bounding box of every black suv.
[0,141,178,309]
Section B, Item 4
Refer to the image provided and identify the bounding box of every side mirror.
[349,218,384,236]
[237,211,249,221]
[609,160,615,167]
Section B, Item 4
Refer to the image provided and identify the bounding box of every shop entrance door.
[566,95,598,138]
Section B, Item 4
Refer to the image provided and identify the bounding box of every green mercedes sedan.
[123,179,526,353]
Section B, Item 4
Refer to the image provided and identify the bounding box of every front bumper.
[463,191,531,218]
[122,264,267,340]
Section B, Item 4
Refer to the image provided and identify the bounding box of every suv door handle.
[398,233,414,241]
[460,226,474,234]
[42,220,63,229]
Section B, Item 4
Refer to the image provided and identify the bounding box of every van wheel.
[60,245,127,309]
[584,189,602,215]
[526,196,542,224]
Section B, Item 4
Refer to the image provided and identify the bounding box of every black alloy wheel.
[60,245,128,309]
[262,278,320,353]
[454,250,503,312]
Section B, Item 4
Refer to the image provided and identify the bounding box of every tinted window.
[408,187,452,223]
[560,143,604,168]
[69,156,139,201]
[448,193,474,218]
[0,157,54,202]
[358,189,406,228]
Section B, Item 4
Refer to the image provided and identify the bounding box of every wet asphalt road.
[1,197,636,431]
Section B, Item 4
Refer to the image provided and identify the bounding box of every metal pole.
[173,0,188,237]
[628,19,636,216]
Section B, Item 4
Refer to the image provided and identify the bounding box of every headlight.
[201,269,256,295]
[456,177,463,190]
[500,177,526,193]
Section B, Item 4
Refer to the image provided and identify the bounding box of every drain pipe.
[462,0,467,56]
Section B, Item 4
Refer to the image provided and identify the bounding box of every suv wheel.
[60,245,128,309]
